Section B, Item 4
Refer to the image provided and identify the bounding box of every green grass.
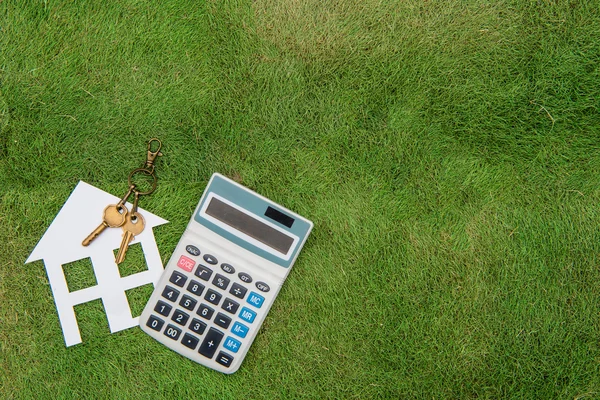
[2,0,600,398]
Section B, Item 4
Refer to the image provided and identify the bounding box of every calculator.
[139,173,313,373]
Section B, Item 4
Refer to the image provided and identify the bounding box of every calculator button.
[179,295,198,311]
[238,272,252,283]
[255,281,270,293]
[186,245,201,256]
[163,324,182,341]
[187,280,205,296]
[203,254,218,265]
[154,301,172,317]
[169,271,188,287]
[231,322,249,338]
[239,307,256,323]
[212,274,230,290]
[146,315,165,331]
[194,264,213,281]
[204,289,222,305]
[177,255,196,272]
[221,263,235,274]
[181,333,200,350]
[223,337,241,353]
[199,327,224,359]
[189,318,207,335]
[216,351,234,368]
[197,304,214,320]
[229,283,247,299]
[161,286,180,302]
[171,309,190,326]
[247,292,265,308]
[214,312,232,329]
[221,298,240,314]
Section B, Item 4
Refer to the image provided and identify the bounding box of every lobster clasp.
[145,138,163,173]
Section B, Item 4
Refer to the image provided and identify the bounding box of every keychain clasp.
[145,138,163,174]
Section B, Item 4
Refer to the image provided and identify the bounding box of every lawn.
[2,0,600,398]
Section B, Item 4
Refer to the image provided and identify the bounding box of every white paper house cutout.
[25,181,168,346]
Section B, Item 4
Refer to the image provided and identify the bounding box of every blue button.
[224,336,241,353]
[239,307,256,323]
[247,292,264,308]
[231,322,249,338]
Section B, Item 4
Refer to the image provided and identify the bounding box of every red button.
[177,255,195,272]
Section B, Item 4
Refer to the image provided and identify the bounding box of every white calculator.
[139,173,313,373]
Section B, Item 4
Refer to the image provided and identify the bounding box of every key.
[82,204,128,246]
[115,211,145,264]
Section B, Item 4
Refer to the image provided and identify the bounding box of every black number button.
[186,245,201,256]
[195,265,213,281]
[216,351,234,368]
[161,285,180,302]
[146,315,164,331]
[221,263,235,274]
[169,271,188,288]
[198,327,224,359]
[203,254,218,265]
[179,295,198,311]
[238,272,252,283]
[229,283,247,299]
[171,309,190,326]
[181,333,200,350]
[204,289,222,305]
[154,300,172,317]
[256,281,270,292]
[212,274,230,290]
[197,304,214,320]
[221,298,240,314]
[163,324,182,340]
[189,318,207,335]
[214,312,232,329]
[187,279,205,296]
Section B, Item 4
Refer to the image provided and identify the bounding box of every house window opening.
[63,257,97,292]
[115,243,149,277]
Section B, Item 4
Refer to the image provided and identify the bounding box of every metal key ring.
[128,168,157,196]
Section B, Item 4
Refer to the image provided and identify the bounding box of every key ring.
[128,168,157,196]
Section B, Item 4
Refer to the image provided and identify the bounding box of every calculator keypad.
[144,244,274,370]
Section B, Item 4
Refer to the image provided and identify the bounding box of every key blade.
[115,231,134,264]
[82,222,109,246]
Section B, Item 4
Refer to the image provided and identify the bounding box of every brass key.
[115,211,146,264]
[82,204,128,246]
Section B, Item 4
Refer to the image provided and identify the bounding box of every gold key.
[115,211,146,264]
[82,204,128,246]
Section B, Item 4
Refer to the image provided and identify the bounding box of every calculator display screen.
[205,197,295,255]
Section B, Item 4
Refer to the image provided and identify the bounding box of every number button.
[204,289,222,305]
[187,280,205,296]
[229,283,247,299]
[238,272,252,283]
[161,285,180,302]
[181,333,200,350]
[171,309,190,326]
[154,300,172,317]
[189,318,207,335]
[239,307,256,323]
[224,337,241,353]
[221,298,240,314]
[231,322,249,338]
[214,312,232,329]
[195,264,213,281]
[212,274,230,290]
[169,271,188,288]
[197,304,215,320]
[247,292,265,308]
[163,324,182,340]
[177,255,195,272]
[179,295,198,311]
[146,315,164,332]
[221,263,235,274]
